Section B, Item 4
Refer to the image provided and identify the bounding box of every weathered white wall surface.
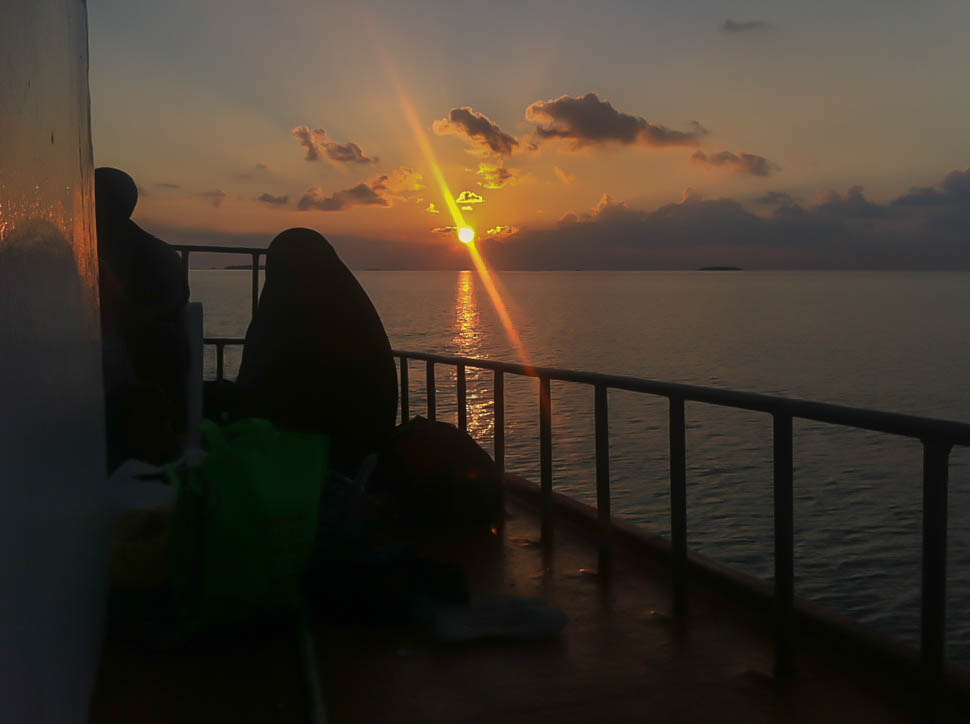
[0,1,110,721]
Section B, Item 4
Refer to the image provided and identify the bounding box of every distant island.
[224,264,266,270]
[697,266,742,271]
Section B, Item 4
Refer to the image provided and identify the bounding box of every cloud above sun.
[456,190,484,205]
[476,161,527,189]
[432,107,519,156]
[297,166,422,211]
[375,166,425,194]
[292,126,379,165]
[298,183,387,211]
[525,92,708,150]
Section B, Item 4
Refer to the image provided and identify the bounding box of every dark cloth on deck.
[236,228,397,470]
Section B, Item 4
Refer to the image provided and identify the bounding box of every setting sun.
[458,227,475,243]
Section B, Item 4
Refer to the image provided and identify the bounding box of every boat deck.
[316,485,935,724]
[91,480,962,723]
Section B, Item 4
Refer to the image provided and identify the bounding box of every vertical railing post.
[773,412,795,677]
[399,357,409,423]
[181,250,191,288]
[215,342,225,383]
[456,362,467,432]
[426,361,436,421]
[594,384,612,561]
[669,395,688,617]
[250,253,260,319]
[539,376,553,535]
[494,370,505,477]
[920,439,951,721]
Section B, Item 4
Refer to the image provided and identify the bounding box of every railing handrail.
[200,337,970,445]
[389,349,970,446]
[171,243,267,256]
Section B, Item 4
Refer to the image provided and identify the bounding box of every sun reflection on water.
[453,270,492,440]
[453,270,481,356]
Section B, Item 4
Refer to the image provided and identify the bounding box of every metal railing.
[179,244,969,707]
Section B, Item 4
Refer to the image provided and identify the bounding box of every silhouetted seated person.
[236,227,398,472]
[96,167,189,469]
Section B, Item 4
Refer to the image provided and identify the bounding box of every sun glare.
[371,31,531,368]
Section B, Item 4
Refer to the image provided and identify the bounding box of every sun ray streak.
[368,25,532,367]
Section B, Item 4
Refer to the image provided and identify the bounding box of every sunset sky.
[89,0,970,268]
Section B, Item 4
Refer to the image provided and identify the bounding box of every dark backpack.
[372,416,503,534]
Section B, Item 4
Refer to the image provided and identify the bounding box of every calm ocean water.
[190,269,970,664]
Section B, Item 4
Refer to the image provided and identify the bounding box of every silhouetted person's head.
[95,167,138,222]
[265,227,340,288]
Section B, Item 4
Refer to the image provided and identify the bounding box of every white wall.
[0,1,110,721]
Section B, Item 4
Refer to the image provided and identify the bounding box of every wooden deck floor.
[91,485,964,723]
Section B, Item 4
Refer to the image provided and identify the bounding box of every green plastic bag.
[168,418,328,632]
